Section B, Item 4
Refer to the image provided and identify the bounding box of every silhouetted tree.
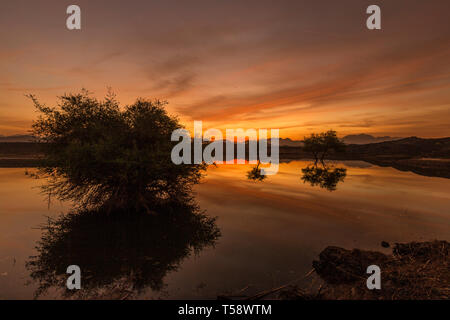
[28,90,206,212]
[303,130,345,164]
[247,161,266,181]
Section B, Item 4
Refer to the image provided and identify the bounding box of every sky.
[0,0,449,139]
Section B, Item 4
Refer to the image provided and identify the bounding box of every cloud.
[0,0,449,138]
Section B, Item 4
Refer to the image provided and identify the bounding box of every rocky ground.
[278,240,449,300]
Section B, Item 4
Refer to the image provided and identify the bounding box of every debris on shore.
[227,240,449,300]
[280,240,449,300]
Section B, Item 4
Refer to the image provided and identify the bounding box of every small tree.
[246,161,266,181]
[29,90,206,212]
[303,130,345,164]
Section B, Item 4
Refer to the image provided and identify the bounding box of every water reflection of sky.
[0,161,449,299]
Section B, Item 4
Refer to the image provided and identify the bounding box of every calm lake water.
[0,160,449,299]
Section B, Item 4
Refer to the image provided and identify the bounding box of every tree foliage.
[29,90,206,212]
[303,130,346,163]
[246,161,267,181]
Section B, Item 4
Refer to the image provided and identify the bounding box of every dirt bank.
[280,240,449,300]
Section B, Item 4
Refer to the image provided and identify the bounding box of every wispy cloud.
[0,0,449,138]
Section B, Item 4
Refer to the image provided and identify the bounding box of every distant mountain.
[277,135,399,146]
[345,137,450,159]
[279,138,304,147]
[278,136,450,161]
[278,134,401,146]
[0,134,36,142]
[342,134,400,145]
[205,138,304,147]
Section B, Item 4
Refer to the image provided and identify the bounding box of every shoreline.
[221,240,449,300]
[1,156,449,179]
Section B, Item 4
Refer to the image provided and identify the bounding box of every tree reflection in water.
[301,163,347,191]
[26,199,220,299]
[247,161,267,182]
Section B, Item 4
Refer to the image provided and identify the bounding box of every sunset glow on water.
[1,161,448,299]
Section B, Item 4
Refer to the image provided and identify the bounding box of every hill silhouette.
[341,134,399,144]
[0,134,35,142]
[344,137,450,159]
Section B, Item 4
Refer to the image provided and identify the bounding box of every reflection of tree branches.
[247,161,267,181]
[301,163,347,191]
[26,199,220,299]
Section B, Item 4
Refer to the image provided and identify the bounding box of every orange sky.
[1,0,449,139]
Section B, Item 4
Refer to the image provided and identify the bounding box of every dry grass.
[278,240,449,300]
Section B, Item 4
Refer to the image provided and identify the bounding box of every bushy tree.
[246,161,267,181]
[29,90,206,212]
[303,130,345,163]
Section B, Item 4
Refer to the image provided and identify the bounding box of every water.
[0,160,449,299]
